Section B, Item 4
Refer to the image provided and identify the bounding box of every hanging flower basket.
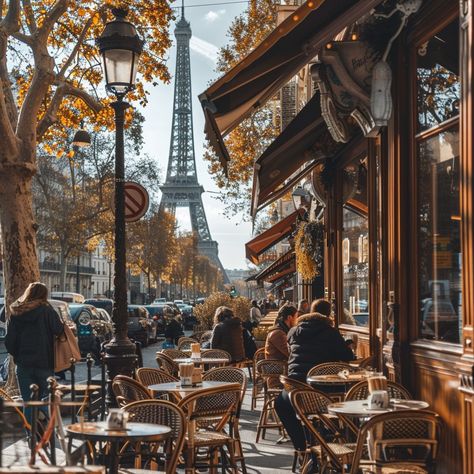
[295,220,324,280]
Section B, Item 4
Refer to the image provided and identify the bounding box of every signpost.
[124,181,149,223]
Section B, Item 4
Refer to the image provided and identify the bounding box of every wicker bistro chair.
[177,383,242,474]
[136,368,181,404]
[112,375,151,408]
[178,337,199,351]
[290,388,356,474]
[156,353,180,378]
[349,410,442,474]
[341,381,413,438]
[307,362,357,401]
[122,399,187,473]
[201,349,231,369]
[161,348,190,360]
[251,347,266,410]
[202,367,248,474]
[255,359,288,443]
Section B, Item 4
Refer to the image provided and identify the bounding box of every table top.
[328,399,430,416]
[307,372,369,385]
[57,384,102,392]
[174,357,229,364]
[66,421,171,441]
[148,380,238,393]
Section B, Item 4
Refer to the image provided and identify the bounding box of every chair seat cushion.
[187,430,231,446]
[310,442,356,458]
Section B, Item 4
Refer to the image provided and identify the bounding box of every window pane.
[418,128,461,342]
[417,19,459,132]
[341,158,369,327]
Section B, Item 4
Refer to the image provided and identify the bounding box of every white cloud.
[205,9,226,23]
[190,36,219,63]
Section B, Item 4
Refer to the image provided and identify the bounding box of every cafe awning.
[245,208,304,264]
[199,0,382,171]
[251,91,365,217]
[255,250,296,284]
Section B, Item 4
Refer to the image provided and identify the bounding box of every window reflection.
[341,158,369,327]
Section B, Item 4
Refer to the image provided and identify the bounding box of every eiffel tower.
[160,2,229,284]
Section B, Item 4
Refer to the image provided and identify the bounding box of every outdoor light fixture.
[292,186,311,211]
[72,129,92,148]
[96,8,144,97]
[96,8,144,404]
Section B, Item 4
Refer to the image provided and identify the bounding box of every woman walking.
[5,282,64,424]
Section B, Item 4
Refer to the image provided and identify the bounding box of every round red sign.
[124,182,149,223]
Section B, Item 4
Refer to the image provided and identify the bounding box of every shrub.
[193,292,252,329]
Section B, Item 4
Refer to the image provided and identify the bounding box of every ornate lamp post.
[96,8,144,401]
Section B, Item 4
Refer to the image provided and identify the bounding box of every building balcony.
[40,260,96,275]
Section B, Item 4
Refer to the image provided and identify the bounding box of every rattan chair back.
[199,330,213,345]
[123,399,186,473]
[177,337,198,351]
[357,355,377,369]
[201,348,231,360]
[307,362,355,377]
[161,348,190,359]
[279,375,313,393]
[203,367,247,403]
[112,375,151,407]
[349,410,442,474]
[156,353,179,378]
[290,389,352,471]
[178,383,241,425]
[256,359,287,391]
[345,380,412,401]
[136,367,179,386]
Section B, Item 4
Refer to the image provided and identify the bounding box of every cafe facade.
[200,1,474,472]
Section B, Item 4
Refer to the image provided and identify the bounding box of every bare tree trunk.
[0,167,40,395]
[60,250,67,291]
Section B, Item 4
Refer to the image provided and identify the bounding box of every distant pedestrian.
[249,300,262,327]
[296,299,309,317]
[163,305,184,346]
[5,282,64,425]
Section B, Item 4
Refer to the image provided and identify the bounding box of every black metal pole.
[75,255,80,294]
[104,97,137,407]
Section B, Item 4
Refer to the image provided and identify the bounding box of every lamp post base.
[103,337,137,407]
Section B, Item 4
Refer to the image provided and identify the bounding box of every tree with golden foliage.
[0,1,173,309]
[203,0,279,217]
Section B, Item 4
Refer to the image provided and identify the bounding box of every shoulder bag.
[54,317,82,372]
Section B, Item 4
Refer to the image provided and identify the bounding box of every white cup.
[368,390,389,409]
[107,408,128,430]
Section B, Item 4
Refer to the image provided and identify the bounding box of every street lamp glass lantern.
[96,8,144,96]
[292,186,310,210]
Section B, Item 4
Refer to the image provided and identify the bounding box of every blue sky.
[139,2,254,271]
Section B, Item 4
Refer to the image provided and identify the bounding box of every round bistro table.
[327,399,430,417]
[148,380,237,395]
[173,357,229,367]
[66,421,171,474]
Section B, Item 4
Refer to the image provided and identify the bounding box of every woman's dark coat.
[210,317,245,362]
[287,312,354,381]
[5,304,63,369]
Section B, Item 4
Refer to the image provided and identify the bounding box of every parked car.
[144,305,166,336]
[153,298,166,304]
[51,292,85,303]
[84,298,114,316]
[127,305,157,346]
[94,308,114,342]
[69,303,111,360]
[174,299,184,305]
[421,298,459,342]
[49,299,78,336]
[0,297,5,341]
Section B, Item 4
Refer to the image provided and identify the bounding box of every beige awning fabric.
[245,208,304,264]
[199,0,382,171]
[255,250,296,284]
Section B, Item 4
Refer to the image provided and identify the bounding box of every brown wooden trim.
[414,116,460,141]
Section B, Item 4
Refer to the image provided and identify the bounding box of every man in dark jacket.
[5,282,64,425]
[275,299,354,457]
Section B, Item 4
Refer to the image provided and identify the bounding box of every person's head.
[251,299,258,307]
[297,299,309,313]
[277,304,298,328]
[163,305,175,321]
[310,298,331,317]
[214,306,234,325]
[18,282,48,304]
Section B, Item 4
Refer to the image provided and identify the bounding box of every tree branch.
[22,0,37,34]
[0,0,20,34]
[37,0,69,41]
[11,31,33,45]
[63,82,103,113]
[57,16,94,80]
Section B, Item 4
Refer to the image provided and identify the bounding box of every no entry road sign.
[124,181,149,223]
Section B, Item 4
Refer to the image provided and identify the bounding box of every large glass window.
[341,158,369,327]
[416,19,462,343]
